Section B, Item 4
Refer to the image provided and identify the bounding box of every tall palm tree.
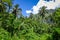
[38,6,48,18]
[3,0,13,12]
[12,4,19,17]
[12,4,22,18]
[0,0,13,12]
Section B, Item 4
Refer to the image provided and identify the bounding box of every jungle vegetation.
[0,0,60,40]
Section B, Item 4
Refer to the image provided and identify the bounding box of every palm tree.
[0,0,13,12]
[12,4,19,18]
[12,4,22,18]
[38,6,48,18]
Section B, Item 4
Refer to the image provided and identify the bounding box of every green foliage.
[52,8,60,27]
[0,0,60,40]
[0,28,11,40]
[54,28,60,35]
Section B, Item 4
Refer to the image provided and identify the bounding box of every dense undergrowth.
[0,0,60,40]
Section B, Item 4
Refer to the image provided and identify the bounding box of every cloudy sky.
[14,0,39,16]
[14,0,60,16]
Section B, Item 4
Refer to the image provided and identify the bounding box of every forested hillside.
[0,0,60,40]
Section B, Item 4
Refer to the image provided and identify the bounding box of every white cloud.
[26,0,60,14]
[26,10,32,14]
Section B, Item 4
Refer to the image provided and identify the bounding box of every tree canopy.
[0,0,60,40]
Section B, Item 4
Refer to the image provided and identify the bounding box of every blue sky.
[13,0,60,16]
[14,0,39,16]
